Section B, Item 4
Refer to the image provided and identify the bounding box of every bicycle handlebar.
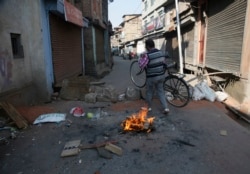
[165,61,177,69]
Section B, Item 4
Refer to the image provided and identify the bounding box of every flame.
[121,107,155,132]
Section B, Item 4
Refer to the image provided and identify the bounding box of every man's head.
[145,39,155,51]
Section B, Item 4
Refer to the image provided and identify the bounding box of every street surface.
[0,56,250,174]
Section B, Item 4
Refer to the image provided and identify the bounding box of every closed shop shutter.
[95,28,105,64]
[153,37,165,52]
[183,24,195,64]
[49,13,82,85]
[165,35,179,64]
[205,0,247,74]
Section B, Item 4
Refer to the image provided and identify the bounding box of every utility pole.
[175,0,184,74]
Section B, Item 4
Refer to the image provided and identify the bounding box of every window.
[10,33,24,58]
[144,1,148,11]
[150,16,154,21]
[158,10,163,16]
[150,0,155,6]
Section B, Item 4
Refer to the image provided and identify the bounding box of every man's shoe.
[163,108,169,114]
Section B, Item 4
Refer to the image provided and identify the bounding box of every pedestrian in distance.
[144,38,170,114]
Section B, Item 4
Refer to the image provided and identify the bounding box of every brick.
[104,143,123,156]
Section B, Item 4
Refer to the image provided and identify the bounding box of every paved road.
[100,56,135,94]
[99,56,250,173]
[1,56,250,174]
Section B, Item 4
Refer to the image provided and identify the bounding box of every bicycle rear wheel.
[130,60,146,88]
[164,75,190,107]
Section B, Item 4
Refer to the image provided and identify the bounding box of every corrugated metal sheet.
[205,0,247,74]
[49,13,82,85]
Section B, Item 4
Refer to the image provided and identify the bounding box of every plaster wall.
[0,0,50,103]
[224,1,250,116]
[122,15,142,43]
[142,0,169,18]
[233,0,250,116]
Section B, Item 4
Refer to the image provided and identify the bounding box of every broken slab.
[59,77,91,100]
[97,85,118,103]
[97,147,113,159]
[61,140,81,157]
[85,93,97,103]
[125,86,141,100]
[104,143,123,156]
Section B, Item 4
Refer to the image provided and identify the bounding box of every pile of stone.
[85,82,141,103]
[58,76,142,103]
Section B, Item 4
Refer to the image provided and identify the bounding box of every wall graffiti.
[0,49,12,90]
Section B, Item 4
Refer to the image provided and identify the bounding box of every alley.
[1,57,250,174]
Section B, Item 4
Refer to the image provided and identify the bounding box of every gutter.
[223,97,250,123]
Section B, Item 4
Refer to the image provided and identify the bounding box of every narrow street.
[100,56,134,94]
[1,57,250,174]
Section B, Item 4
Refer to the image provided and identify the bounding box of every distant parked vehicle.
[122,52,129,60]
[128,51,137,60]
[111,47,119,56]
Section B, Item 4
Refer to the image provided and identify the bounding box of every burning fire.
[121,107,155,133]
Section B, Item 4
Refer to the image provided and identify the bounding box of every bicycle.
[130,60,190,107]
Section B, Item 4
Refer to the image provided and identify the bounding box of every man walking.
[144,38,169,114]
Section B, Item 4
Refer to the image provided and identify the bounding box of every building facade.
[0,0,111,105]
[140,0,250,115]
[82,0,113,76]
[118,14,142,58]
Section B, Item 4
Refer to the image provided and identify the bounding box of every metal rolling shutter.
[153,37,165,51]
[183,24,195,64]
[49,13,82,85]
[205,0,247,74]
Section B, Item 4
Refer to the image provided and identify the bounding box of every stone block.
[125,86,140,100]
[85,93,97,103]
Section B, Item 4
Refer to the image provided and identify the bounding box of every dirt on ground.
[1,98,250,174]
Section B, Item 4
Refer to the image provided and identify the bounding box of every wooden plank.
[0,102,28,129]
[61,140,81,157]
[203,69,212,86]
[79,140,117,149]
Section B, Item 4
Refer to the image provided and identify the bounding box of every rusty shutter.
[205,0,247,75]
[49,13,82,85]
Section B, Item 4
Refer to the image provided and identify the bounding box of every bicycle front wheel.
[130,60,146,88]
[164,75,190,107]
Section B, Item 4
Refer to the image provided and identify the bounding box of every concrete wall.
[0,0,51,104]
[225,0,250,116]
[122,15,142,43]
[142,0,169,18]
[81,0,111,77]
[82,0,92,17]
